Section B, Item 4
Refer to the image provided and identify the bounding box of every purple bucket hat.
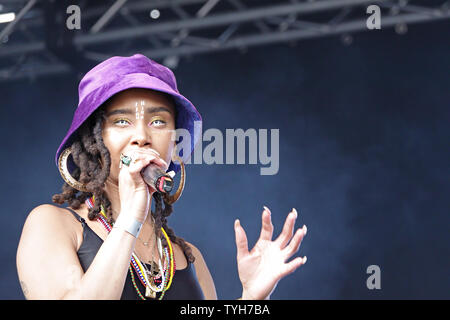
[55,53,202,174]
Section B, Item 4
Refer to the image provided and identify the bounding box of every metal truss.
[0,0,449,82]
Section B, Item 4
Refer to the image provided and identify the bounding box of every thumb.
[234,219,249,259]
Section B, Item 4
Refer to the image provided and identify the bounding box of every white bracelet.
[113,214,143,238]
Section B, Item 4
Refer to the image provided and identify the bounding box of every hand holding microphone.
[120,152,174,193]
[119,150,174,193]
[115,149,182,237]
[117,149,172,225]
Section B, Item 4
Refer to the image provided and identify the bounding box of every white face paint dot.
[140,101,145,119]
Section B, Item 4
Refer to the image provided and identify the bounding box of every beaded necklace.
[85,196,176,300]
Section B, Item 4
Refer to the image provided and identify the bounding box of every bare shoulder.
[185,241,218,300]
[17,204,83,299]
[26,203,71,222]
[18,204,79,256]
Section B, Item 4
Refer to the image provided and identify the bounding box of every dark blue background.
[1,20,449,299]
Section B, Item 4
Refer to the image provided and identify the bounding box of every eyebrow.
[106,106,173,117]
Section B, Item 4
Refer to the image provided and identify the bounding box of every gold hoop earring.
[58,148,89,192]
[163,153,185,205]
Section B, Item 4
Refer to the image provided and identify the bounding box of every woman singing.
[16,54,307,300]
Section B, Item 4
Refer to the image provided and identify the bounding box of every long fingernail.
[263,205,271,214]
[292,208,298,218]
[303,256,307,264]
[303,224,307,235]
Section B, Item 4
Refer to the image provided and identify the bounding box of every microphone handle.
[141,164,174,193]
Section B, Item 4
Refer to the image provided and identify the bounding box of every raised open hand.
[234,206,307,300]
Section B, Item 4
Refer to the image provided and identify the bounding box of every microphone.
[141,164,174,193]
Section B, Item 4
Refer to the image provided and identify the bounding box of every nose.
[130,122,152,148]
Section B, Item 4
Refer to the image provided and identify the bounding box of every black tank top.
[65,208,205,300]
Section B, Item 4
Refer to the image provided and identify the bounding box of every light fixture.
[150,9,160,19]
[0,12,15,24]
